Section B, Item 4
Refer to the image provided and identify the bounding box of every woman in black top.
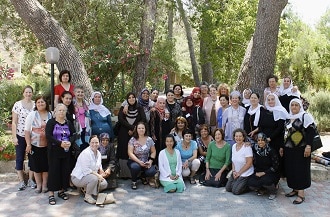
[243,93,263,143]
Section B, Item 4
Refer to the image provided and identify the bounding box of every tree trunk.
[10,0,93,97]
[177,0,200,86]
[165,0,175,92]
[200,37,213,84]
[236,0,288,98]
[133,0,157,94]
[234,37,253,92]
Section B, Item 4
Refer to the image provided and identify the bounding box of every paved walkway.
[0,177,329,217]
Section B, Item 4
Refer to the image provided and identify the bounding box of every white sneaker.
[18,181,26,191]
[268,194,276,200]
[27,179,37,189]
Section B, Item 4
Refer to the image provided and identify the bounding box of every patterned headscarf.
[254,132,271,157]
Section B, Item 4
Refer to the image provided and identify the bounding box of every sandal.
[58,191,68,200]
[49,195,56,205]
[293,195,305,205]
[285,190,298,197]
[131,182,137,190]
[141,177,148,185]
[190,177,196,184]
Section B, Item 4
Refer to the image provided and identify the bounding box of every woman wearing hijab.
[150,97,171,162]
[190,87,203,107]
[247,133,280,200]
[137,88,154,123]
[165,90,182,129]
[242,88,252,107]
[243,92,263,143]
[278,76,300,112]
[282,98,316,204]
[89,91,114,139]
[116,92,146,178]
[182,96,205,138]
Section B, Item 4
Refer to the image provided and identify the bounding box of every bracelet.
[305,147,311,149]
[148,156,155,161]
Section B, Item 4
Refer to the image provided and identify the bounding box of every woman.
[190,87,203,107]
[117,92,146,178]
[247,133,280,200]
[159,134,185,193]
[46,104,75,205]
[217,94,229,129]
[54,69,75,107]
[242,88,252,107]
[203,84,221,132]
[165,90,183,129]
[71,135,108,204]
[12,85,36,191]
[282,98,315,204]
[171,116,188,144]
[259,93,288,177]
[182,96,205,138]
[150,97,171,161]
[89,91,114,139]
[74,86,91,151]
[279,76,300,112]
[150,88,159,103]
[127,122,158,190]
[175,129,200,184]
[201,128,231,188]
[98,133,118,189]
[196,124,214,172]
[243,92,263,143]
[222,91,246,145]
[137,88,155,122]
[263,74,280,103]
[217,83,230,97]
[59,91,75,124]
[225,129,254,195]
[173,84,185,105]
[200,81,210,99]
[24,95,52,193]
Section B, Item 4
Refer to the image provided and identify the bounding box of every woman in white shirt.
[226,128,254,195]
[71,135,108,204]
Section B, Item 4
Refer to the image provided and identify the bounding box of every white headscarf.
[242,88,251,106]
[89,91,111,117]
[247,104,262,127]
[265,93,289,121]
[279,78,300,97]
[288,98,315,128]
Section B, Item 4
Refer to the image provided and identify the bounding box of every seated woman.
[71,135,108,204]
[225,128,254,195]
[175,129,200,184]
[127,122,158,190]
[158,134,185,193]
[196,124,214,173]
[247,133,280,200]
[201,128,231,188]
[99,133,118,189]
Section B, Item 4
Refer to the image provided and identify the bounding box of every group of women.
[12,70,118,206]
[12,73,317,206]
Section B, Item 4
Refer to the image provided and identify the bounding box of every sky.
[288,0,330,26]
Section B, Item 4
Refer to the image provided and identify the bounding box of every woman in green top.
[158,134,185,193]
[201,128,231,187]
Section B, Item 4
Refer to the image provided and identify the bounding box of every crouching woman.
[71,135,108,204]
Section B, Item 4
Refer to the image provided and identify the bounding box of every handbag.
[302,113,323,152]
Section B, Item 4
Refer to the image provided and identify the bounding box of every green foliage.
[0,131,15,161]
[304,90,330,132]
[191,0,258,85]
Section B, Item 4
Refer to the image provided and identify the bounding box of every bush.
[304,90,330,132]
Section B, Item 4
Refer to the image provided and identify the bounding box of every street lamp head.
[45,47,60,64]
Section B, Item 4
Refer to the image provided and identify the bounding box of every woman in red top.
[54,70,75,107]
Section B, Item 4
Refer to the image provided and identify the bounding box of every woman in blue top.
[89,91,114,139]
[175,129,200,184]
[216,94,229,129]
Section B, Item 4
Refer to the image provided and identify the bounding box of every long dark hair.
[59,91,75,115]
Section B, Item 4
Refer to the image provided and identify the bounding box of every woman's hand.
[128,130,134,136]
[183,160,189,169]
[152,135,157,141]
[304,145,311,157]
[214,172,222,181]
[170,175,179,180]
[123,105,129,114]
[12,137,18,146]
[255,172,265,177]
[102,168,111,178]
[25,145,32,154]
[233,171,240,179]
[279,148,284,157]
[205,169,211,180]
[61,141,71,150]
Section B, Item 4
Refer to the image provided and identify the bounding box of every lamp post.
[45,47,60,111]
